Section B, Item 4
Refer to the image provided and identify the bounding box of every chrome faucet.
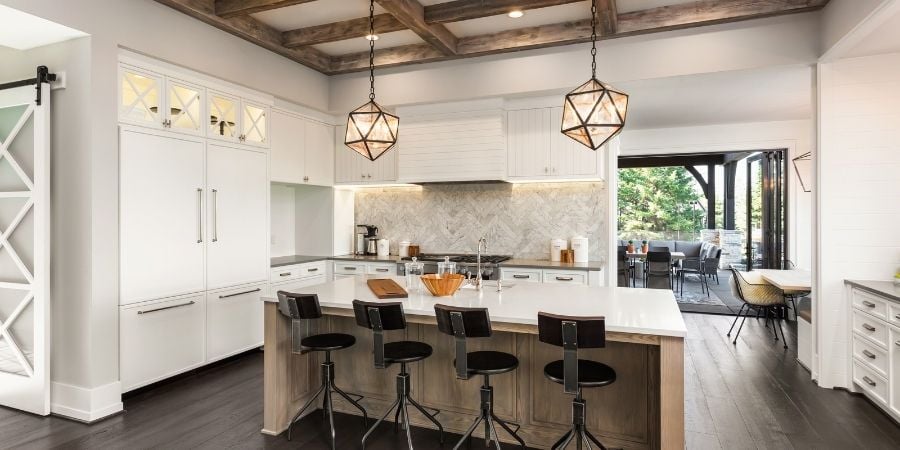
[475,236,488,290]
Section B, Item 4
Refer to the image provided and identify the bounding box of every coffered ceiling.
[155,0,829,75]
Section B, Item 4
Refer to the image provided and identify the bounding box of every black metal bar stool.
[434,304,526,450]
[352,299,444,449]
[538,312,616,450]
[276,291,368,449]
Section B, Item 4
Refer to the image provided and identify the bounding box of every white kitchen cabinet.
[208,90,269,147]
[500,268,542,283]
[334,261,367,276]
[334,125,397,184]
[849,287,900,422]
[241,101,269,147]
[206,283,265,362]
[305,120,335,186]
[206,144,269,290]
[270,274,328,296]
[269,109,306,184]
[119,128,206,304]
[499,267,602,286]
[507,107,603,180]
[120,294,206,392]
[543,270,588,285]
[367,263,396,275]
[119,65,165,130]
[166,78,205,136]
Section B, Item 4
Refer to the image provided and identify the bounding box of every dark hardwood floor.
[1,313,898,449]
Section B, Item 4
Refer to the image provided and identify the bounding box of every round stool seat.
[456,351,519,376]
[543,359,616,388]
[301,333,356,352]
[384,340,433,363]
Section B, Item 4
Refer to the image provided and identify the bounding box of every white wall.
[270,185,296,258]
[816,52,900,388]
[620,119,816,270]
[820,0,890,56]
[329,13,822,112]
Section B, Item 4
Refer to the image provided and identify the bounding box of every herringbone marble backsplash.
[354,182,607,261]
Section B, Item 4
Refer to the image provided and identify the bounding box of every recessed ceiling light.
[508,10,524,18]
[365,34,379,41]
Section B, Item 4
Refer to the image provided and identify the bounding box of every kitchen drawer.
[271,266,301,282]
[298,261,327,279]
[852,334,888,377]
[543,270,588,285]
[270,275,328,296]
[889,302,900,327]
[853,360,888,407]
[852,288,889,321]
[501,268,542,283]
[120,294,206,392]
[852,310,888,349]
[334,261,366,276]
[891,326,900,417]
[367,263,396,275]
[206,283,265,362]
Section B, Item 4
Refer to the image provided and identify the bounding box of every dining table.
[627,251,686,261]
[754,269,812,292]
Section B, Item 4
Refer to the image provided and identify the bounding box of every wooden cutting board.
[367,278,408,299]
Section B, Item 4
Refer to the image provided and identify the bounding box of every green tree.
[618,167,703,239]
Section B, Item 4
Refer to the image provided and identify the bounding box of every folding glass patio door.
[745,151,786,269]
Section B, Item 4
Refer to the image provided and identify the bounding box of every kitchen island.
[261,276,687,450]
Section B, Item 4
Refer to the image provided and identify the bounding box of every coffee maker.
[355,225,379,255]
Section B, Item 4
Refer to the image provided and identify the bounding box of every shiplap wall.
[817,52,900,388]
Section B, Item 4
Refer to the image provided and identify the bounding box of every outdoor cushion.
[675,241,703,256]
[648,240,675,251]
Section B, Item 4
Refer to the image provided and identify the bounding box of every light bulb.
[508,10,524,18]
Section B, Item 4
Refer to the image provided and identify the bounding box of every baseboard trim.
[51,380,123,422]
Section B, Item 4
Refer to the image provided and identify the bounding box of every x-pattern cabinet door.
[166,78,204,136]
[208,91,240,143]
[119,65,165,130]
[241,101,268,147]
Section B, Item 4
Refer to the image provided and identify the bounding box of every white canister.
[550,239,567,262]
[571,236,589,263]
[377,239,390,258]
[398,241,411,258]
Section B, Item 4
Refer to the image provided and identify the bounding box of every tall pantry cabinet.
[118,56,270,392]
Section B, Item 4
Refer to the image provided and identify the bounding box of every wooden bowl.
[421,274,465,297]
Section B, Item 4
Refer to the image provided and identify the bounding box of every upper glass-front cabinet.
[241,102,268,146]
[119,67,163,128]
[167,79,203,135]
[208,92,239,141]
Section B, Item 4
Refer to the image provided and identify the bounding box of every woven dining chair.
[726,267,788,348]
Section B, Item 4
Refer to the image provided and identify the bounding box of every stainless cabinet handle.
[862,349,876,359]
[279,272,291,277]
[862,300,876,308]
[138,301,195,315]
[555,276,574,281]
[513,274,530,279]
[197,188,203,243]
[862,323,876,332]
[303,176,309,182]
[544,167,549,173]
[219,288,261,299]
[862,376,876,387]
[895,314,900,321]
[344,266,357,270]
[376,268,389,272]
[895,340,900,347]
[307,268,319,272]
[211,189,218,242]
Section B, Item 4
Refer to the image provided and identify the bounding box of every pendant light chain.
[368,0,376,101]
[590,1,597,79]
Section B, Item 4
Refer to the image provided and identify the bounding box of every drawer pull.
[861,349,876,359]
[862,323,876,332]
[513,274,530,279]
[895,340,900,347]
[344,266,357,270]
[895,314,900,321]
[861,300,876,308]
[279,272,291,277]
[219,288,261,299]
[307,268,319,272]
[555,276,574,281]
[375,268,390,272]
[862,376,877,387]
[138,301,195,315]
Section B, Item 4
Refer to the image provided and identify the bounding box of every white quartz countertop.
[263,276,687,338]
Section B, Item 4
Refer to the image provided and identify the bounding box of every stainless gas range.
[396,253,512,280]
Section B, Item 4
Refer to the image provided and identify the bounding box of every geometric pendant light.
[344,0,399,161]
[561,1,628,150]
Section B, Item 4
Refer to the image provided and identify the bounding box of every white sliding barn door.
[0,84,50,415]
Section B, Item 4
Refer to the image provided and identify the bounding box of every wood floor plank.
[685,430,723,450]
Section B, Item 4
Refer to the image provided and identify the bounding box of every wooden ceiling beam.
[214,0,318,18]
[155,0,331,72]
[424,0,582,24]
[283,14,406,47]
[594,0,617,35]
[329,0,829,74]
[375,0,458,55]
[331,43,447,73]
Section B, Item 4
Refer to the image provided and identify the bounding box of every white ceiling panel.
[314,30,425,55]
[252,0,387,32]
[445,1,591,38]
[0,4,87,50]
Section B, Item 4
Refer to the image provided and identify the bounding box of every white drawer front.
[298,261,327,279]
[852,288,888,320]
[889,302,900,327]
[891,326,900,417]
[501,268,542,283]
[271,266,300,282]
[270,275,328,296]
[853,360,888,407]
[120,295,206,392]
[852,335,888,377]
[206,284,265,362]
[334,261,366,275]
[852,310,888,349]
[367,263,396,275]
[543,270,588,285]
